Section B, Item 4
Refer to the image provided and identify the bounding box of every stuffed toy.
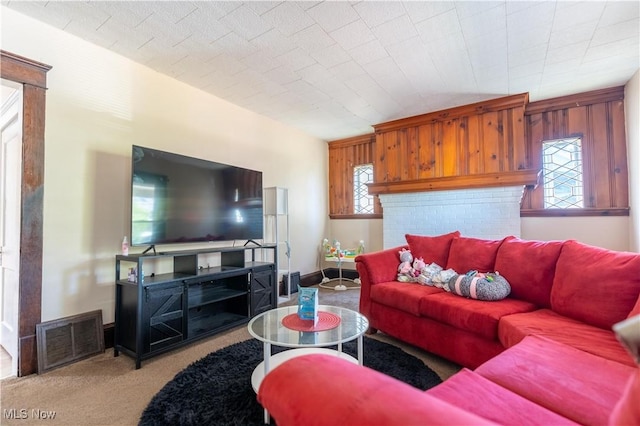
[447,270,511,300]
[397,249,421,282]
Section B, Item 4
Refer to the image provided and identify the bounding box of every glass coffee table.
[248,305,369,422]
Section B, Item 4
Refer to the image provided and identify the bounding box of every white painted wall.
[625,70,640,252]
[331,211,632,255]
[328,219,384,254]
[1,7,328,323]
[521,217,630,252]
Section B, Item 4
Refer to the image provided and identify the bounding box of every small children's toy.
[320,238,365,290]
[323,239,360,260]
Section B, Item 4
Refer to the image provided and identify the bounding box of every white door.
[0,81,22,377]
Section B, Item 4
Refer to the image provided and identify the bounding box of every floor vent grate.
[36,310,104,373]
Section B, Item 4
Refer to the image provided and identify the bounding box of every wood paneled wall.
[522,86,629,216]
[328,133,381,218]
[328,88,629,218]
[371,94,530,187]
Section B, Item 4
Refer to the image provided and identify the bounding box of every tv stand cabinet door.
[250,266,276,316]
[144,283,185,354]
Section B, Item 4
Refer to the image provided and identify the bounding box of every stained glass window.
[353,164,374,214]
[542,137,584,209]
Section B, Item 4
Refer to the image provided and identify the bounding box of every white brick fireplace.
[379,186,525,249]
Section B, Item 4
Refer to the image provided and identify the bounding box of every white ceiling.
[3,1,639,141]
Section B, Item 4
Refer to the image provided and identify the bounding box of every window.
[353,164,374,214]
[522,90,629,217]
[328,134,380,218]
[542,137,584,209]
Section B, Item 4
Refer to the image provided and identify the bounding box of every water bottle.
[122,236,129,256]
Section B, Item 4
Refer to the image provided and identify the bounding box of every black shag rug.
[140,337,442,426]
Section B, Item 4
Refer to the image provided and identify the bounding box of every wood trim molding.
[329,213,383,220]
[367,169,540,195]
[373,93,529,133]
[328,133,375,147]
[520,208,629,217]
[1,50,51,377]
[0,50,52,89]
[525,86,624,115]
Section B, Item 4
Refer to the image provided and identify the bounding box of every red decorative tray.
[282,311,341,332]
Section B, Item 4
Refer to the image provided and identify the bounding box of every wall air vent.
[36,310,104,373]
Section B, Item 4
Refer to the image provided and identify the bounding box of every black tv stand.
[142,245,157,255]
[113,245,277,369]
[244,239,262,247]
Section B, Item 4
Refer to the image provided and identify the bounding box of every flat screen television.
[130,145,263,248]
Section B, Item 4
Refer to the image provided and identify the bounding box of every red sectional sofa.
[357,232,640,369]
[257,233,640,425]
[258,335,639,425]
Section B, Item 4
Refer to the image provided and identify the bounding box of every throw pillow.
[448,272,511,301]
[551,240,640,329]
[405,231,460,266]
[494,238,565,308]
[446,236,512,273]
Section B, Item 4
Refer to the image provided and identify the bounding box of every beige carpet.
[0,285,460,425]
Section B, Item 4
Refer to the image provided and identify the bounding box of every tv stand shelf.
[188,286,246,307]
[114,245,277,369]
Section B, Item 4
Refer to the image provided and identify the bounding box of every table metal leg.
[357,335,363,365]
[263,341,271,424]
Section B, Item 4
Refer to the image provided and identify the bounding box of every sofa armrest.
[356,245,406,318]
[257,354,497,426]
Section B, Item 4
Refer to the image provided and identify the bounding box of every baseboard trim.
[298,268,359,287]
[321,267,359,280]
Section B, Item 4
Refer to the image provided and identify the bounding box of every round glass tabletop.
[248,305,369,348]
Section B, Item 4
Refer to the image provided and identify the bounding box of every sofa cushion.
[446,236,509,273]
[427,368,577,425]
[475,335,634,426]
[551,240,640,329]
[370,282,443,317]
[418,292,537,340]
[498,309,635,366]
[258,354,498,426]
[405,231,460,266]
[494,238,564,308]
[609,369,640,426]
[369,302,505,369]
